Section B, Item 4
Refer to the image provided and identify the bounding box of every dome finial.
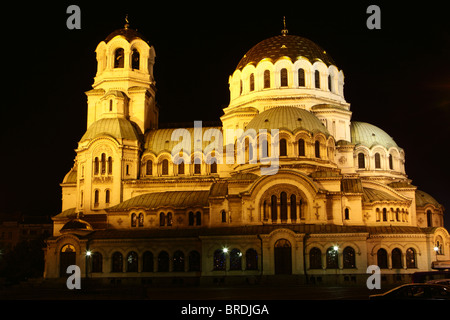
[281,16,288,36]
[125,14,130,29]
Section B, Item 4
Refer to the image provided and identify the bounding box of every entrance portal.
[60,244,76,277]
[274,239,292,274]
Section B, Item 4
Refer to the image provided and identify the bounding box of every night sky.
[2,1,449,230]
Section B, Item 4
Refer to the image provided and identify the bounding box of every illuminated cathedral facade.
[44,21,449,285]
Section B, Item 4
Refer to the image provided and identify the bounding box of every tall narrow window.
[159,212,165,226]
[126,251,138,272]
[249,73,255,91]
[195,211,202,226]
[146,160,153,175]
[344,208,350,220]
[314,70,320,88]
[131,49,140,70]
[279,138,287,156]
[382,208,387,221]
[358,153,365,168]
[280,192,287,221]
[280,68,288,87]
[101,153,106,174]
[377,249,388,269]
[375,153,381,169]
[210,160,217,174]
[298,139,305,156]
[178,160,184,175]
[189,212,194,226]
[91,252,102,273]
[389,154,394,170]
[328,74,332,91]
[264,70,270,88]
[245,249,258,270]
[239,80,242,95]
[112,252,123,272]
[94,190,99,206]
[162,159,169,175]
[138,213,144,227]
[131,213,137,227]
[427,210,432,227]
[105,189,110,204]
[173,250,185,272]
[142,251,154,272]
[109,100,113,111]
[290,194,297,221]
[167,212,173,226]
[194,160,201,174]
[298,68,305,87]
[315,141,320,158]
[213,249,226,271]
[221,210,227,223]
[309,248,322,269]
[230,249,242,270]
[114,48,124,68]
[271,195,277,221]
[343,247,356,268]
[406,248,416,268]
[108,157,113,174]
[326,247,338,269]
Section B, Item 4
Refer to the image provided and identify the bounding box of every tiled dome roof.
[350,121,398,149]
[236,34,335,70]
[245,106,330,135]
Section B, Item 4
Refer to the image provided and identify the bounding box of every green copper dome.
[245,106,330,136]
[80,118,141,142]
[350,121,398,149]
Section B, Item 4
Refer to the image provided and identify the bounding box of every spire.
[281,16,288,36]
[124,14,130,29]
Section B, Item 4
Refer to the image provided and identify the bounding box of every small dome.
[80,118,142,142]
[350,121,398,149]
[104,26,147,44]
[60,218,93,235]
[236,34,335,70]
[245,106,330,135]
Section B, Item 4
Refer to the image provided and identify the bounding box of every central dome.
[236,34,335,70]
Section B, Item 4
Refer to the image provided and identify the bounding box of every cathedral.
[44,20,449,286]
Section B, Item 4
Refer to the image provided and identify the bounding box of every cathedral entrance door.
[274,239,292,275]
[60,244,76,277]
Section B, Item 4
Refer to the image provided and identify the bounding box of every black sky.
[2,1,449,229]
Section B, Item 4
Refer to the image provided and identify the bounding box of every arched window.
[389,154,394,170]
[221,210,227,223]
[161,159,169,175]
[131,213,137,227]
[375,153,381,169]
[159,212,165,226]
[298,139,305,156]
[173,250,185,272]
[264,70,271,88]
[188,211,194,226]
[392,248,403,269]
[105,189,110,204]
[280,192,288,221]
[315,141,320,158]
[358,153,365,168]
[111,252,123,272]
[195,211,202,226]
[108,157,113,174]
[94,157,99,175]
[382,208,387,221]
[210,159,217,174]
[239,80,242,95]
[309,247,322,269]
[427,210,432,227]
[213,249,226,271]
[188,250,201,271]
[101,153,106,174]
[138,213,144,227]
[158,251,169,272]
[260,137,268,158]
[290,194,297,221]
[146,160,153,175]
[194,158,201,174]
[109,100,113,112]
[406,248,416,268]
[249,73,255,91]
[131,49,140,70]
[126,251,138,272]
[271,195,277,221]
[344,208,350,220]
[91,252,102,273]
[142,251,154,272]
[298,68,305,87]
[167,212,173,226]
[246,249,258,270]
[326,247,339,269]
[280,68,288,87]
[279,138,287,156]
[114,48,124,68]
[314,70,320,88]
[328,74,332,91]
[343,247,356,268]
[230,249,242,270]
[178,160,185,175]
[377,248,388,269]
[94,190,99,206]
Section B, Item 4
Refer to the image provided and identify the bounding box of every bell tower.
[85,17,158,133]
